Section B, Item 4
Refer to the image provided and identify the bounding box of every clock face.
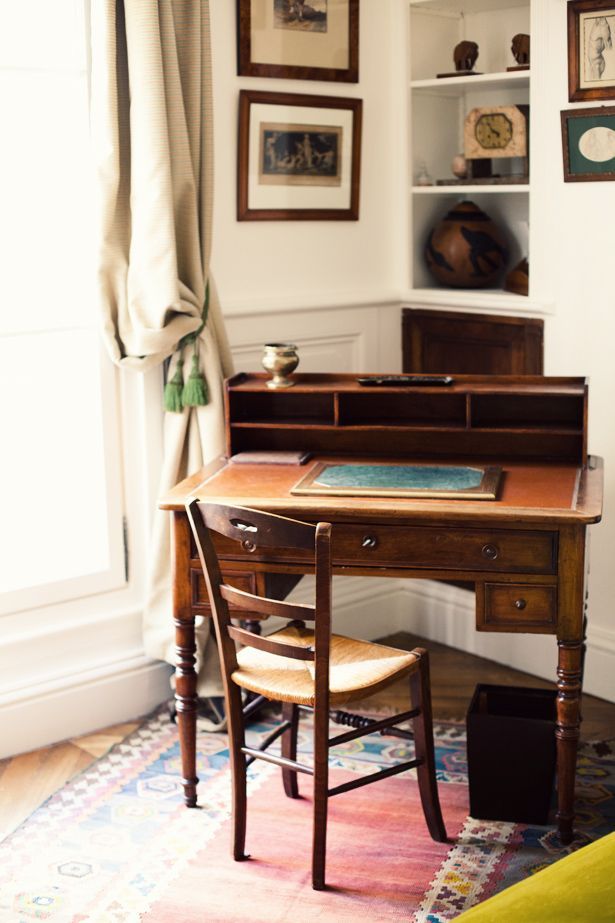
[475,113,513,150]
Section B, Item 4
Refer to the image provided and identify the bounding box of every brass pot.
[262,343,299,389]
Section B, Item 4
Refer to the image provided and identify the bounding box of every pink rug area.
[144,767,469,922]
[0,709,613,922]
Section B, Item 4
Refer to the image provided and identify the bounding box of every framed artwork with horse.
[568,0,615,101]
[237,0,359,83]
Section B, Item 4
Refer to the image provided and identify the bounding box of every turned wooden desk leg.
[555,526,587,845]
[173,511,199,808]
[556,639,582,844]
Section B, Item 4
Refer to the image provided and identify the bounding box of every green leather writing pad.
[291,462,501,500]
[317,464,482,490]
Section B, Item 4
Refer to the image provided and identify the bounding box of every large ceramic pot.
[424,200,508,288]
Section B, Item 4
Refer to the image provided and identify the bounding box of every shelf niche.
[409,0,531,302]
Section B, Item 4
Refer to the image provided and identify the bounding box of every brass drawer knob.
[515,598,527,610]
[362,535,378,549]
[242,539,256,553]
[482,543,499,560]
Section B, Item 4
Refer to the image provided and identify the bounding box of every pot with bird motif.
[424,201,508,288]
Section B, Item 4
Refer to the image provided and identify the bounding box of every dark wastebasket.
[466,684,557,825]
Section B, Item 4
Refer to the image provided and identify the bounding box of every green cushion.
[455,832,615,922]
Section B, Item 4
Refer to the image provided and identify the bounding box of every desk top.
[161,454,603,526]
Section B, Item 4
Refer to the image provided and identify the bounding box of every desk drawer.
[332,526,556,574]
[478,583,557,633]
[191,569,256,611]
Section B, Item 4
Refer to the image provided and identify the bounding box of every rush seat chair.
[186,499,447,890]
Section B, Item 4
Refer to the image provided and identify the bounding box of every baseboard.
[396,580,615,704]
[7,575,610,759]
[0,655,173,759]
[283,575,404,641]
[292,575,615,704]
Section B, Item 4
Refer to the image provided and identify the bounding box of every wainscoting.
[3,295,613,759]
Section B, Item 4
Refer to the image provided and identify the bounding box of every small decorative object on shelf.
[508,33,530,71]
[504,257,529,296]
[451,153,468,179]
[437,40,481,78]
[262,342,300,389]
[424,200,508,289]
[415,161,434,186]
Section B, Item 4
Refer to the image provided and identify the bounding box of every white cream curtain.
[90,0,233,697]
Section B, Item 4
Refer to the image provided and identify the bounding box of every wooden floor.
[1,632,614,841]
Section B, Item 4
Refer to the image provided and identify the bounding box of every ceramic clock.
[464,106,529,159]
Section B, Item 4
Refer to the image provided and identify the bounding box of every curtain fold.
[90,0,233,699]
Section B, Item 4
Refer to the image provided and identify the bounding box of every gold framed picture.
[568,1,615,101]
[237,90,362,221]
[237,0,359,82]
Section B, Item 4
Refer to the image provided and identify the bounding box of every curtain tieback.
[164,283,210,413]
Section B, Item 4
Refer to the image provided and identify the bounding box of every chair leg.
[281,702,300,798]
[312,703,329,890]
[227,681,249,860]
[410,651,447,843]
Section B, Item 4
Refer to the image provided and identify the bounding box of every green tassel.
[164,357,184,413]
[182,351,209,407]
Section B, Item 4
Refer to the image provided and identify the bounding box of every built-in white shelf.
[411,70,529,96]
[410,0,528,12]
[403,288,550,315]
[408,0,532,300]
[413,184,529,194]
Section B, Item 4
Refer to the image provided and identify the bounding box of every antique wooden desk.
[160,373,603,844]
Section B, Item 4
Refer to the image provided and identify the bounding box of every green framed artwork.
[290,462,502,500]
[561,105,615,180]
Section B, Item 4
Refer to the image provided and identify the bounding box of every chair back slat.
[228,625,315,661]
[198,502,316,551]
[220,584,315,621]
[186,498,332,708]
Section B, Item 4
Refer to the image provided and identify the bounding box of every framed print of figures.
[237,90,362,220]
[561,106,615,180]
[568,0,615,101]
[237,0,359,82]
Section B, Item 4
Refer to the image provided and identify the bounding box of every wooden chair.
[186,499,447,890]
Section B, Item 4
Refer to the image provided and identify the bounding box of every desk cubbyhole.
[337,392,467,428]
[471,394,584,432]
[229,391,334,426]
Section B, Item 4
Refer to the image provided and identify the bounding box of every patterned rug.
[0,707,613,922]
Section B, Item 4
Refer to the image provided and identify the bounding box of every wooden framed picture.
[237,0,359,82]
[237,89,362,221]
[568,0,615,101]
[561,105,615,180]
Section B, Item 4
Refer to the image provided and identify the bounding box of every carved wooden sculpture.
[438,40,480,78]
[509,33,530,71]
[454,40,479,72]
